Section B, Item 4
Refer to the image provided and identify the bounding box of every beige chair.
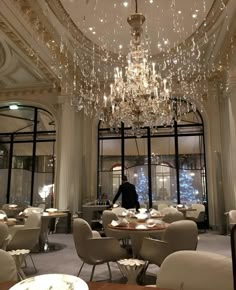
[162,211,184,223]
[7,227,41,273]
[156,250,234,290]
[73,218,127,281]
[157,203,169,211]
[111,207,127,216]
[0,249,18,282]
[102,210,129,244]
[140,220,198,269]
[24,207,44,216]
[160,207,178,215]
[186,203,205,225]
[0,222,10,250]
[8,212,41,237]
[228,210,236,230]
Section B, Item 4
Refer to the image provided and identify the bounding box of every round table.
[177,208,197,218]
[9,274,88,290]
[39,212,68,252]
[108,220,168,257]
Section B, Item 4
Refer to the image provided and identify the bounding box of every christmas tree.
[136,167,148,201]
[179,169,196,202]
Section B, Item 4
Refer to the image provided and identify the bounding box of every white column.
[220,70,236,211]
[202,80,223,230]
[54,98,98,213]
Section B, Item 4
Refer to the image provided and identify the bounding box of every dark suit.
[112,181,139,209]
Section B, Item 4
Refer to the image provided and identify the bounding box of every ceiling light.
[123,2,128,7]
[9,104,19,110]
[192,13,197,18]
[89,27,93,31]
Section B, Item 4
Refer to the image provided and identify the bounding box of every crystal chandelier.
[98,0,192,135]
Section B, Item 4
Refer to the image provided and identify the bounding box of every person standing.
[112,175,139,210]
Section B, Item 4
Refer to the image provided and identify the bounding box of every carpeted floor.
[24,230,231,285]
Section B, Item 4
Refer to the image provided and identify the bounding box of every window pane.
[0,107,35,133]
[99,139,121,201]
[125,137,148,203]
[10,143,33,205]
[0,143,10,204]
[178,135,206,204]
[33,142,55,207]
[37,109,55,132]
[151,137,177,204]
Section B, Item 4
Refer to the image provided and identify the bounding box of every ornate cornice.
[0,0,59,87]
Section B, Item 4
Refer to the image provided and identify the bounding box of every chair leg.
[90,265,96,281]
[29,254,37,273]
[77,262,85,277]
[137,261,149,285]
[107,262,112,281]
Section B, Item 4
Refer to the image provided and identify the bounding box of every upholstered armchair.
[228,210,236,230]
[140,220,198,269]
[102,210,129,245]
[186,203,206,230]
[156,250,234,290]
[8,212,41,237]
[162,211,184,223]
[0,249,18,283]
[7,227,41,272]
[73,218,128,281]
[0,222,10,250]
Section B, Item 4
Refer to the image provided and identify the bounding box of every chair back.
[24,207,44,216]
[186,203,205,219]
[0,222,9,249]
[160,207,178,215]
[102,210,118,236]
[162,211,184,223]
[0,249,18,282]
[111,207,127,216]
[156,250,234,290]
[163,220,198,252]
[73,218,93,262]
[229,210,236,224]
[24,212,41,228]
[7,227,40,251]
[158,203,169,211]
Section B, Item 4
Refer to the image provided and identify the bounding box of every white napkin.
[111,218,128,227]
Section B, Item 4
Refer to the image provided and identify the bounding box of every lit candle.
[152,62,155,74]
[104,95,107,107]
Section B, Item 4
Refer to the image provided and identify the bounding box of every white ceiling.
[61,0,214,55]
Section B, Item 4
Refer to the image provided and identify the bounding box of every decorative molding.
[0,1,59,87]
[0,42,5,68]
[0,85,60,98]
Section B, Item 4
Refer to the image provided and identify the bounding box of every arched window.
[0,105,56,207]
[98,102,207,222]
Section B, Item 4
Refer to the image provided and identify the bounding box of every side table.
[118,259,146,284]
[8,249,30,280]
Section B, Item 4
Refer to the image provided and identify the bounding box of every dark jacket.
[112,181,139,209]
